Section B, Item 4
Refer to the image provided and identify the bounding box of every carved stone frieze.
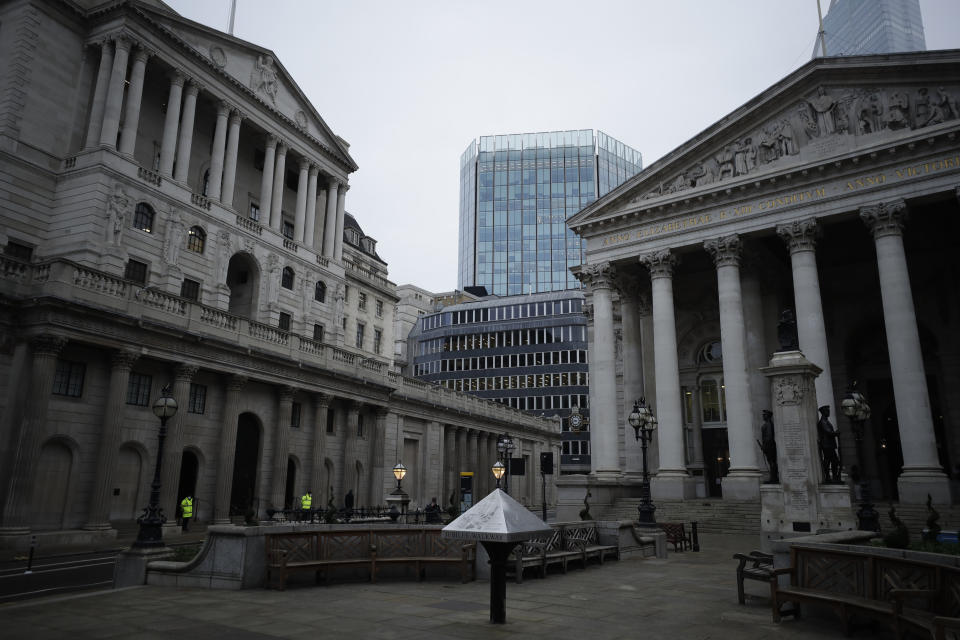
[704,234,742,268]
[250,54,279,105]
[574,262,617,291]
[640,249,678,279]
[860,199,907,239]
[776,218,819,253]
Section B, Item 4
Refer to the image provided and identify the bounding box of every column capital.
[279,385,296,401]
[308,164,319,178]
[168,69,186,87]
[174,363,199,382]
[860,199,907,239]
[573,262,616,290]
[226,374,248,391]
[315,392,332,408]
[215,100,230,117]
[110,348,139,370]
[112,35,132,53]
[131,46,152,64]
[184,81,201,97]
[640,249,678,279]
[31,334,68,357]
[329,178,343,190]
[374,406,390,419]
[636,291,652,316]
[264,133,277,148]
[704,233,743,268]
[229,109,245,124]
[275,141,288,156]
[776,217,819,253]
[341,183,350,193]
[346,400,361,414]
[299,157,310,172]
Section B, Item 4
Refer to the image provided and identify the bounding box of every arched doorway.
[284,457,297,510]
[34,440,73,530]
[226,253,260,319]
[230,413,261,517]
[110,445,144,520]
[177,450,200,510]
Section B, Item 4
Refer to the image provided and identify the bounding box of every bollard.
[24,535,36,574]
[691,521,700,552]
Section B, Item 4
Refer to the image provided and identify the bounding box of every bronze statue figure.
[817,405,842,484]
[760,409,778,483]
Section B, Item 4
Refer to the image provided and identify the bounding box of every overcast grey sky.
[165,0,960,292]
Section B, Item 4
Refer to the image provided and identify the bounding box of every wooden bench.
[771,543,960,638]
[733,550,773,604]
[658,522,691,552]
[265,528,475,590]
[509,521,619,583]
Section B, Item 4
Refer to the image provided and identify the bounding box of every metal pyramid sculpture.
[442,488,552,543]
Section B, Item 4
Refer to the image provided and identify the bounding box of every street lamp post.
[841,383,879,532]
[628,398,658,527]
[492,461,505,489]
[496,434,515,495]
[133,384,178,549]
[386,461,410,522]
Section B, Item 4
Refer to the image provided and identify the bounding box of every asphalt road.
[0,550,118,603]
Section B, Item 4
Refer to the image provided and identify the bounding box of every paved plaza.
[0,534,863,639]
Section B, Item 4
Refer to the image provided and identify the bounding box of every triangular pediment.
[134,2,357,170]
[569,50,960,229]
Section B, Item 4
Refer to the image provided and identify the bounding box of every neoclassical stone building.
[0,0,557,548]
[563,50,960,518]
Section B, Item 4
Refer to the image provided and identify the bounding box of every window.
[375,299,383,318]
[373,329,382,354]
[291,402,301,428]
[188,383,207,414]
[4,240,33,261]
[187,226,206,253]
[326,409,335,434]
[355,322,365,349]
[313,324,324,341]
[358,292,367,310]
[124,259,148,284]
[314,281,326,302]
[281,267,294,289]
[133,203,155,232]
[344,285,350,302]
[126,372,152,406]
[278,312,291,331]
[180,278,200,301]
[282,220,295,240]
[249,201,260,221]
[342,315,348,330]
[52,360,85,397]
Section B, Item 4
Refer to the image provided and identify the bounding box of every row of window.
[419,326,586,355]
[353,323,383,353]
[486,393,588,412]
[437,372,589,392]
[421,298,582,330]
[561,440,590,456]
[130,204,207,253]
[414,349,588,376]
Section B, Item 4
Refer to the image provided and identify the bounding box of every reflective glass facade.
[458,130,642,296]
[814,0,925,58]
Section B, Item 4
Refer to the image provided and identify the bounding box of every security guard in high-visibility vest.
[180,496,194,531]
[300,490,313,522]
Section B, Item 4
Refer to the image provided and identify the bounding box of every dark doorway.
[226,253,260,319]
[284,458,296,510]
[230,413,260,517]
[177,450,199,515]
[702,428,730,498]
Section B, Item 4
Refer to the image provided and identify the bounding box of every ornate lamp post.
[133,385,177,548]
[492,461,506,489]
[628,398,658,527]
[496,434,515,495]
[386,461,410,522]
[841,383,879,532]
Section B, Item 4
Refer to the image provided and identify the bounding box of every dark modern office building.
[409,290,591,473]
[814,0,926,57]
[458,130,642,297]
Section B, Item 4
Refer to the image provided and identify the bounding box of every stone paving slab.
[0,534,889,639]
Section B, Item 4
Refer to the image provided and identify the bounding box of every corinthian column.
[294,159,310,243]
[861,200,949,503]
[84,348,139,530]
[704,234,760,499]
[616,272,646,476]
[368,408,388,506]
[258,134,277,217]
[334,184,348,261]
[322,180,340,257]
[221,110,243,207]
[99,37,131,148]
[158,71,184,177]
[213,375,247,524]
[159,364,198,532]
[576,262,619,476]
[207,101,230,200]
[311,394,331,502]
[0,335,67,535]
[640,250,692,498]
[173,81,199,183]
[85,40,114,148]
[269,141,287,231]
[270,386,296,510]
[118,47,150,155]
[342,402,360,497]
[304,165,319,248]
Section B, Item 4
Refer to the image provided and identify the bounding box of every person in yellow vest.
[180,495,194,531]
[300,490,313,522]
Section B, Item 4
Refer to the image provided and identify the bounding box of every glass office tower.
[814,0,925,58]
[458,130,642,296]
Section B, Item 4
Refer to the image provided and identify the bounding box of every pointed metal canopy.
[442,489,552,543]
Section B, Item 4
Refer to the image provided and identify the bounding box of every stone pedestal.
[556,474,644,522]
[759,350,855,546]
[114,546,174,588]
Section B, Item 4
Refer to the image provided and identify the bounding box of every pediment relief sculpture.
[631,84,960,204]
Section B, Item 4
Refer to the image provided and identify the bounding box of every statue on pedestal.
[817,405,842,484]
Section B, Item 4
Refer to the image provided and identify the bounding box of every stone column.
[213,375,247,524]
[173,81,199,183]
[322,181,340,257]
[314,187,328,250]
[159,364,198,534]
[456,427,467,502]
[776,219,837,418]
[443,425,455,506]
[641,250,692,498]
[269,141,287,231]
[617,273,646,475]
[85,40,114,148]
[83,348,140,530]
[741,268,771,426]
[477,432,489,497]
[861,200,949,503]
[221,110,243,207]
[270,386,295,510]
[207,101,229,200]
[334,184,348,261]
[0,335,67,535]
[343,402,360,497]
[258,134,277,216]
[158,71,184,177]
[117,47,149,155]
[468,430,479,504]
[310,394,331,503]
[98,36,131,148]
[304,165,319,248]
[577,262,619,476]
[294,159,310,243]
[688,385,706,493]
[368,408,388,506]
[705,234,761,499]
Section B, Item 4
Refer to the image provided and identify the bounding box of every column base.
[650,471,697,500]
[721,470,763,500]
[897,468,951,504]
[114,545,175,588]
[161,522,183,540]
